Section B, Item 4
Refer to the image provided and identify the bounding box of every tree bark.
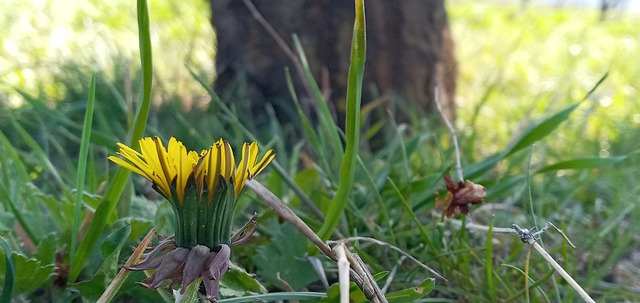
[210,0,457,123]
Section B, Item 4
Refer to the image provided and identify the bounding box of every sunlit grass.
[0,0,215,108]
[449,0,640,159]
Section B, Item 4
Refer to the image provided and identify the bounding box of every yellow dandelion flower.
[110,136,274,301]
[109,136,274,205]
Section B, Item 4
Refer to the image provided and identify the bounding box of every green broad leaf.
[465,74,608,180]
[385,278,435,303]
[127,219,153,242]
[154,200,176,237]
[34,234,57,265]
[410,173,442,193]
[253,223,319,290]
[73,224,131,302]
[127,195,157,240]
[219,263,267,298]
[293,169,331,212]
[537,156,627,173]
[410,172,446,209]
[0,252,54,295]
[464,103,581,180]
[82,192,117,225]
[178,278,202,303]
[100,223,132,258]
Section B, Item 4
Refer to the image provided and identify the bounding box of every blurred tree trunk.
[210,0,457,123]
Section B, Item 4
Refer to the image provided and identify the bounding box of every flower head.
[109,137,274,205]
[109,137,274,301]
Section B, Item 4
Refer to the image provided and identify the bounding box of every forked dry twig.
[513,224,594,303]
[439,215,595,303]
[328,236,445,280]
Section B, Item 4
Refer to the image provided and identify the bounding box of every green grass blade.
[0,184,37,246]
[536,156,627,173]
[504,269,555,302]
[12,88,118,152]
[0,132,29,182]
[466,73,608,179]
[8,117,72,201]
[292,35,343,167]
[0,237,15,303]
[284,68,331,175]
[0,130,38,243]
[318,0,366,240]
[506,73,607,157]
[486,216,496,303]
[506,102,581,157]
[356,156,394,243]
[385,278,434,302]
[69,0,153,282]
[465,152,506,180]
[70,74,96,269]
[130,0,153,144]
[467,96,585,176]
[387,177,438,254]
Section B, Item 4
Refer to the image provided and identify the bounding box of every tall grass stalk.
[292,35,344,171]
[69,74,96,268]
[69,0,153,281]
[318,0,366,241]
[285,68,332,177]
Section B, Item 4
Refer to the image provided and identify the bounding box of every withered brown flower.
[127,237,231,302]
[127,215,257,302]
[435,173,485,218]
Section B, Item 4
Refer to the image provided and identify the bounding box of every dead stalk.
[246,179,388,302]
[434,87,463,182]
